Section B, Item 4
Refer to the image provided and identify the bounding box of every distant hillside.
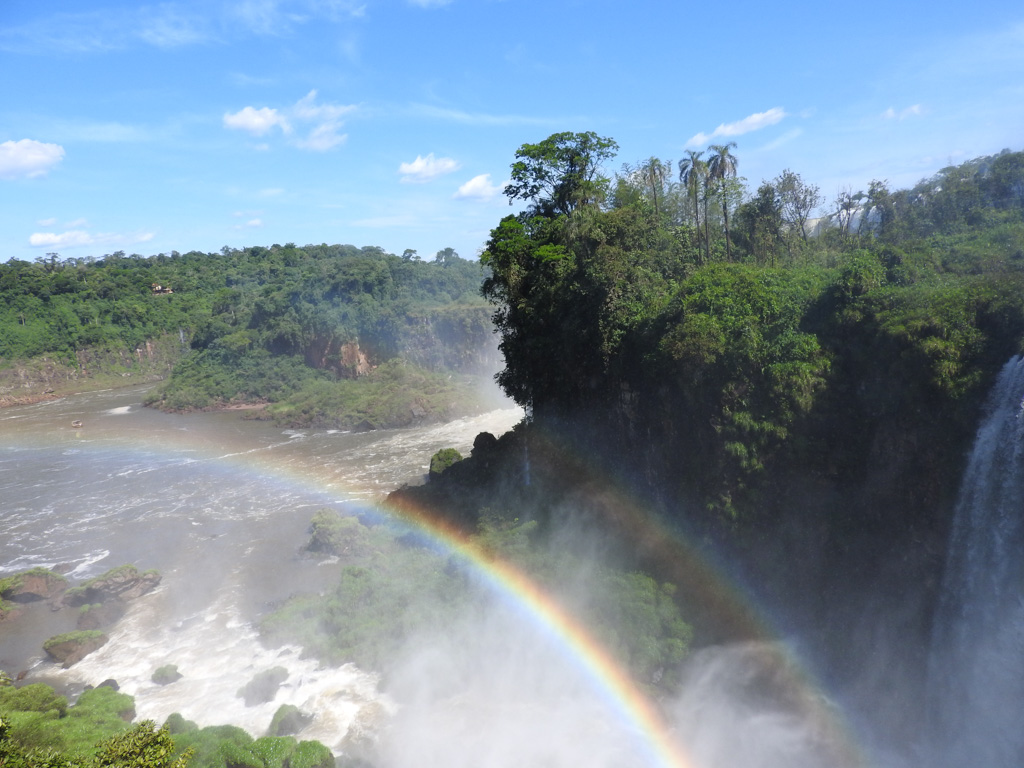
[0,244,501,426]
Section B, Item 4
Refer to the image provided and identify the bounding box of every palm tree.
[641,157,669,218]
[708,142,739,260]
[679,150,708,264]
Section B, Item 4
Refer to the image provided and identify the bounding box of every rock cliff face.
[0,333,187,407]
[301,307,499,380]
[398,307,500,375]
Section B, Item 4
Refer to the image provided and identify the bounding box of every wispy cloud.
[454,174,505,200]
[351,214,418,227]
[399,153,460,183]
[759,128,804,152]
[409,104,565,127]
[686,107,787,147]
[881,104,924,120]
[0,7,210,54]
[291,90,354,150]
[0,2,364,54]
[224,91,356,150]
[0,140,65,180]
[137,6,208,48]
[228,0,366,35]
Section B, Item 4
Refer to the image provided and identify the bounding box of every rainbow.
[4,406,865,768]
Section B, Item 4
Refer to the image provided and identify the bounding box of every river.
[0,384,524,752]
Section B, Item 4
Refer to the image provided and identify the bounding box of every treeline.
[0,243,485,362]
[0,244,497,424]
[483,133,1024,524]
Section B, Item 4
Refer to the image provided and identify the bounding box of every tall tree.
[640,157,671,219]
[775,169,821,244]
[504,132,619,218]
[679,150,708,264]
[707,143,739,260]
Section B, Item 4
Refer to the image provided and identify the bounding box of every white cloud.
[29,231,93,247]
[64,217,88,228]
[685,107,787,147]
[37,217,57,226]
[882,104,924,120]
[224,91,356,151]
[454,174,504,200]
[399,153,460,183]
[29,229,153,249]
[224,106,291,136]
[0,139,65,180]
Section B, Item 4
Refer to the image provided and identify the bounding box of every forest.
[0,244,497,427]
[480,134,1024,525]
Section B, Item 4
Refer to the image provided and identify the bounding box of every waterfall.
[927,355,1024,767]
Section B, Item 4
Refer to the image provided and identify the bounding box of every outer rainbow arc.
[375,496,695,768]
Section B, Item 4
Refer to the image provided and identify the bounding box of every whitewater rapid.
[0,384,523,748]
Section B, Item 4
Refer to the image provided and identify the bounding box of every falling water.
[927,355,1024,767]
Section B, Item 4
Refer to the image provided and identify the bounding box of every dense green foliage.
[428,448,463,478]
[2,243,495,426]
[262,509,692,689]
[482,135,1024,519]
[0,684,332,768]
[0,686,133,761]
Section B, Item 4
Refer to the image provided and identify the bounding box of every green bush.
[429,448,463,478]
[152,665,183,685]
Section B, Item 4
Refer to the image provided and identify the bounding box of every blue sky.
[2,0,1022,263]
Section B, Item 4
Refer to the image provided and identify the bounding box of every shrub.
[429,448,463,479]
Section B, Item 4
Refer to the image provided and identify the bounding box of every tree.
[736,182,784,265]
[639,157,671,219]
[707,143,739,260]
[834,188,859,235]
[774,169,821,244]
[434,247,459,265]
[678,150,709,264]
[504,132,619,217]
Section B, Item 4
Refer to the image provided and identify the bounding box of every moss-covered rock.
[152,664,183,686]
[43,630,109,668]
[62,565,160,607]
[236,667,288,707]
[0,568,68,603]
[428,447,463,480]
[267,704,312,737]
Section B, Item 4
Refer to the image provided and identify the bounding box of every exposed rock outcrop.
[43,631,109,668]
[237,667,289,707]
[0,568,68,603]
[62,565,161,607]
[76,599,128,630]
